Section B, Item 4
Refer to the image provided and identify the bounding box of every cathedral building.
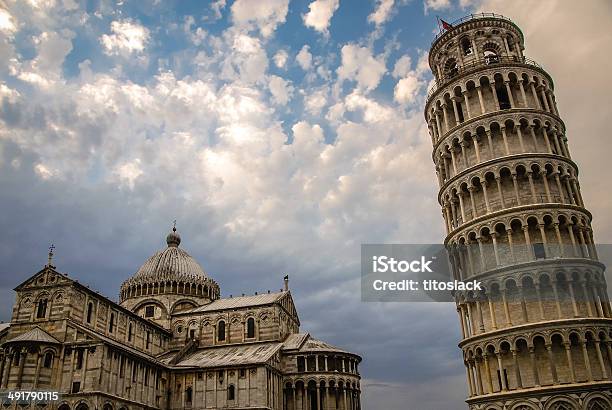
[425,13,612,410]
[0,228,362,410]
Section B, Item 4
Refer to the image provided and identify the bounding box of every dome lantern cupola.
[166,226,181,247]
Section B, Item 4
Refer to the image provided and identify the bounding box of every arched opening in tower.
[494,74,511,110]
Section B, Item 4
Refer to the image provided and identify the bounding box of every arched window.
[43,352,53,368]
[217,321,226,342]
[86,302,93,323]
[246,317,255,339]
[460,37,472,55]
[36,298,48,319]
[109,313,115,333]
[227,384,235,401]
[444,58,459,79]
[128,323,133,341]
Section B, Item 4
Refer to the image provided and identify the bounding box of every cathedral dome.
[133,228,205,281]
[119,227,220,307]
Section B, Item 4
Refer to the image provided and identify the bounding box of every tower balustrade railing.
[431,13,519,45]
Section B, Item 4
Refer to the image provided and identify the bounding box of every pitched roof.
[282,333,309,351]
[185,291,288,314]
[169,343,282,368]
[0,323,10,334]
[298,337,352,355]
[4,326,60,344]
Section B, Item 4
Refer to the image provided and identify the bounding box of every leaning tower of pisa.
[424,14,612,410]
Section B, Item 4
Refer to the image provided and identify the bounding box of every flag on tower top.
[440,18,453,31]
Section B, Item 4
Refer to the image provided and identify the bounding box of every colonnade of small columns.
[435,122,570,184]
[283,379,361,410]
[455,273,610,338]
[441,165,582,234]
[427,70,558,144]
[461,329,612,397]
[120,279,219,301]
[448,214,596,278]
[296,354,360,375]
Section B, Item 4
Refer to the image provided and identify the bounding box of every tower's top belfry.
[428,14,525,85]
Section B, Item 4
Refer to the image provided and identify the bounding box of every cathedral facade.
[0,228,362,410]
[425,13,612,410]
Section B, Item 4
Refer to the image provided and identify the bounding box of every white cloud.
[423,0,451,12]
[210,0,227,19]
[345,91,394,123]
[302,0,339,35]
[100,19,149,56]
[296,45,313,70]
[222,34,269,84]
[184,15,207,45]
[292,121,324,151]
[268,75,293,105]
[368,0,395,27]
[304,86,328,115]
[0,8,17,34]
[272,49,288,69]
[114,159,143,189]
[231,0,289,38]
[0,83,19,102]
[394,73,423,105]
[17,71,53,88]
[14,30,74,88]
[33,30,74,72]
[392,55,412,78]
[34,163,58,180]
[337,44,386,92]
[415,51,429,76]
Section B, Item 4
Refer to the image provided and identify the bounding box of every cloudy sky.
[1,0,611,408]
